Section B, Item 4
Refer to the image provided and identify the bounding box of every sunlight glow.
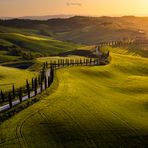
[0,0,148,17]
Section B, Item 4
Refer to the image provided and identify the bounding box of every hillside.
[1,16,148,64]
[0,32,80,54]
[0,15,73,20]
[0,16,148,45]
[0,46,148,147]
[18,15,74,20]
[0,26,81,63]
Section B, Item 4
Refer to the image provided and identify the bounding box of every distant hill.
[0,15,148,64]
[0,16,148,45]
[0,17,13,20]
[18,14,74,20]
[0,15,74,20]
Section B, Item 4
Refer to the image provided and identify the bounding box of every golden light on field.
[0,0,148,17]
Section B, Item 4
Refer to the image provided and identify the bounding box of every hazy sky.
[0,0,148,17]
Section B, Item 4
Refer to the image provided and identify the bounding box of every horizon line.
[1,14,148,18]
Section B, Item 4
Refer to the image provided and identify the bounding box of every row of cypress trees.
[0,56,108,109]
[0,62,54,109]
[49,58,101,68]
[0,58,103,104]
[98,40,134,47]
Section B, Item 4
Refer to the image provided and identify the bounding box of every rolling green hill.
[0,32,80,54]
[0,16,148,44]
[0,46,148,147]
[0,26,81,64]
[1,16,148,64]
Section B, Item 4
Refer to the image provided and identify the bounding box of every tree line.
[0,57,109,111]
[0,39,134,111]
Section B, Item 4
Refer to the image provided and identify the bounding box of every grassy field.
[0,46,148,147]
[0,32,81,54]
[0,66,37,92]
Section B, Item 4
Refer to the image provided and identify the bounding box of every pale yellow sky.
[0,0,148,17]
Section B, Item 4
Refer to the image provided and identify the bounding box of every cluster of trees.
[7,46,43,60]
[0,44,45,60]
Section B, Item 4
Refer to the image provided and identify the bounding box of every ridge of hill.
[0,16,148,45]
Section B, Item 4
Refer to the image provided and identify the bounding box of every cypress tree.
[12,84,15,99]
[50,66,54,83]
[66,59,68,65]
[71,59,73,65]
[94,58,96,65]
[97,59,100,65]
[19,88,22,103]
[54,61,57,68]
[32,78,34,90]
[86,59,88,65]
[85,59,87,65]
[46,61,48,68]
[38,75,41,85]
[58,59,60,67]
[26,79,30,98]
[40,79,43,92]
[35,78,37,96]
[90,58,92,65]
[63,59,64,66]
[76,59,78,66]
[44,76,47,90]
[80,58,82,65]
[43,62,46,69]
[8,92,12,108]
[84,58,86,65]
[61,59,63,66]
[1,90,4,102]
[77,59,79,66]
[48,76,50,87]
[41,67,45,82]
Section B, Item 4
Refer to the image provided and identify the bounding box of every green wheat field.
[0,45,148,147]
